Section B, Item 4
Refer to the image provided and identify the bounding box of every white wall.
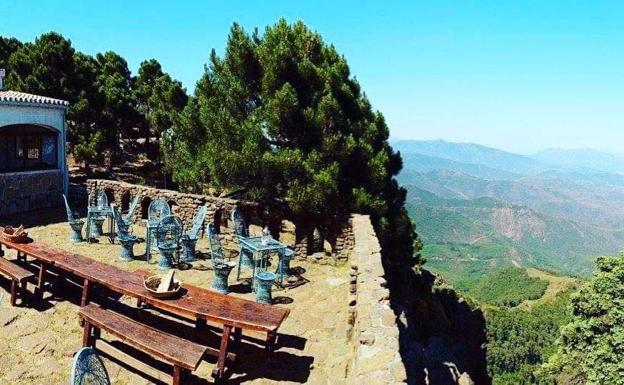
[0,102,68,194]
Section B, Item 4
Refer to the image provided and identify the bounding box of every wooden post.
[212,325,232,380]
[172,366,182,385]
[81,278,91,307]
[10,279,17,306]
[195,318,207,332]
[232,327,242,357]
[36,263,47,299]
[266,331,277,352]
[82,320,92,347]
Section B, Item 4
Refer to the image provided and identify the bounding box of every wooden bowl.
[143,275,182,299]
[0,226,29,243]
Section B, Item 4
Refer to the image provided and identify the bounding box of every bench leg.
[19,278,28,305]
[82,320,93,347]
[172,366,184,385]
[10,279,17,306]
[212,325,232,381]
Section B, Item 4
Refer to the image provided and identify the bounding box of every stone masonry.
[0,170,64,216]
[346,214,407,384]
[86,179,355,261]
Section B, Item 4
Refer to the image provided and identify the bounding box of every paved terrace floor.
[0,209,351,384]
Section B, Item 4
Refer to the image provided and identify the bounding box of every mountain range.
[395,140,624,286]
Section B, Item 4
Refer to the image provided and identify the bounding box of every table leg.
[236,245,243,280]
[278,252,284,287]
[266,331,277,352]
[232,327,242,357]
[212,325,232,380]
[195,318,208,332]
[108,213,114,244]
[36,263,47,299]
[251,251,257,292]
[85,213,92,243]
[81,278,91,307]
[145,228,151,261]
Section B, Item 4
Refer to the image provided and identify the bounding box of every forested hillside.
[398,140,624,285]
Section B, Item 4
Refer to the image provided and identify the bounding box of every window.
[26,136,41,160]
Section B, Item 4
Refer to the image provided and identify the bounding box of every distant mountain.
[400,152,521,180]
[532,148,624,174]
[401,169,624,229]
[397,139,624,285]
[394,139,553,175]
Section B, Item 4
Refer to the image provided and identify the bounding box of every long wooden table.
[0,237,290,380]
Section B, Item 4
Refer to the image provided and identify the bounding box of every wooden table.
[0,237,290,380]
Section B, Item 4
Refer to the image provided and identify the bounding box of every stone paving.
[0,214,352,384]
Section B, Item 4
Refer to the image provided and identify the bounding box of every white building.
[0,89,69,216]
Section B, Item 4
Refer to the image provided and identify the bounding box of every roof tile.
[0,90,69,107]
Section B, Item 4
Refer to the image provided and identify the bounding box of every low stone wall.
[86,179,245,250]
[0,170,64,216]
[346,214,406,384]
[85,179,355,262]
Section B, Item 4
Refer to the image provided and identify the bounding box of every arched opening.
[141,197,152,220]
[104,188,115,207]
[120,191,131,212]
[168,200,178,216]
[213,208,222,234]
[0,124,60,172]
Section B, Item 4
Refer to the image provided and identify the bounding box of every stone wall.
[345,214,407,384]
[85,179,355,261]
[0,170,64,216]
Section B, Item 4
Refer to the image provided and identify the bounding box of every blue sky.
[2,1,623,154]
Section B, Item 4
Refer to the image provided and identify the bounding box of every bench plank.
[79,303,206,371]
[0,257,34,281]
[0,257,34,306]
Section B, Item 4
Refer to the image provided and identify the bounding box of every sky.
[1,1,623,154]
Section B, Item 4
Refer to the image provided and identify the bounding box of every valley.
[397,139,624,287]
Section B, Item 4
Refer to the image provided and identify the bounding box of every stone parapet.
[85,179,355,262]
[346,214,407,384]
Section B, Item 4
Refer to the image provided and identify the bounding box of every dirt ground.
[0,209,352,384]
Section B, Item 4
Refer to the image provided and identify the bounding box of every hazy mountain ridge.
[398,140,624,282]
[533,148,624,174]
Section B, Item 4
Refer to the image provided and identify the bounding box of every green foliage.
[164,19,419,262]
[2,32,186,166]
[469,267,548,307]
[540,254,624,384]
[134,59,188,151]
[0,36,22,69]
[486,291,573,384]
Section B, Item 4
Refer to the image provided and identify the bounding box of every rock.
[458,373,475,385]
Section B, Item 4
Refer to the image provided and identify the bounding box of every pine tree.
[164,20,421,264]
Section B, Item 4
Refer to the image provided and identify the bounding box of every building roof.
[0,90,69,108]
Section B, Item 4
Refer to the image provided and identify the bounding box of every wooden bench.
[79,303,207,385]
[0,257,33,306]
